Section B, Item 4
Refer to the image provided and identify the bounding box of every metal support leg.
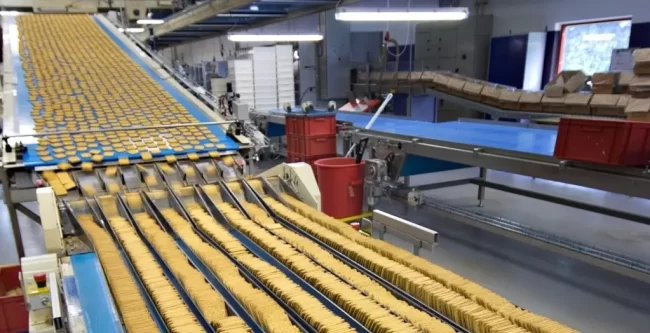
[1,168,25,258]
[477,167,487,207]
[16,203,41,225]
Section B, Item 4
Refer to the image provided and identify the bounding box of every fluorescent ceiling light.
[249,5,259,11]
[335,7,469,21]
[582,33,616,42]
[227,34,323,42]
[0,11,20,16]
[119,27,146,33]
[137,19,164,25]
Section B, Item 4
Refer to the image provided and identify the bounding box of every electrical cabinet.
[414,15,493,80]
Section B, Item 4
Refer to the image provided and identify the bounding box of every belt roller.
[64,198,169,333]
[198,183,371,333]
[245,177,471,333]
[95,194,214,332]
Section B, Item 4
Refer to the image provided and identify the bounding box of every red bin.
[554,118,650,166]
[315,157,365,219]
[0,265,28,333]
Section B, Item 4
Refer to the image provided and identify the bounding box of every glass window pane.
[560,19,631,75]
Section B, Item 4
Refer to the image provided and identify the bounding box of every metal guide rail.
[243,177,471,333]
[174,183,369,332]
[95,194,214,332]
[39,154,241,201]
[63,199,169,333]
[136,189,268,333]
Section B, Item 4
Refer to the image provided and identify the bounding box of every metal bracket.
[370,210,437,255]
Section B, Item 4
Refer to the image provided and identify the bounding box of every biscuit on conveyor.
[275,194,579,333]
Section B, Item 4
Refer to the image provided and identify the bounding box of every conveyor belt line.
[197,184,371,333]
[114,195,214,333]
[227,179,415,320]
[67,199,169,333]
[169,186,317,333]
[248,177,471,333]
[139,190,266,333]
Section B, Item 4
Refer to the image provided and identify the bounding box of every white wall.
[165,35,236,64]
[478,0,650,36]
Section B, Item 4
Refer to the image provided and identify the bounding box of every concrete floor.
[1,169,650,332]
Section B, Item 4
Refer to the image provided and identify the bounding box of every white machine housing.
[20,254,63,333]
[260,162,321,210]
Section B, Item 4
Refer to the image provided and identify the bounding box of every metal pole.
[6,120,236,138]
[477,167,487,207]
[1,167,25,258]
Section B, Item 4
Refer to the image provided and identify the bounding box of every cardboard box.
[446,76,467,95]
[633,49,650,75]
[629,75,650,98]
[420,71,436,84]
[432,72,450,90]
[542,94,566,113]
[519,91,543,111]
[498,89,522,110]
[396,72,411,82]
[618,72,635,94]
[592,86,614,94]
[564,93,592,115]
[357,71,369,82]
[625,98,650,121]
[544,70,587,97]
[480,85,503,106]
[409,71,424,83]
[462,81,484,101]
[592,72,618,87]
[368,71,382,82]
[591,94,622,117]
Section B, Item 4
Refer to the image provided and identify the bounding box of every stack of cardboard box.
[625,49,650,121]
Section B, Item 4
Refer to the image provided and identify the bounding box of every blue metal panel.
[542,31,560,89]
[488,35,528,89]
[266,122,286,137]
[70,253,123,333]
[400,154,467,176]
[630,22,650,48]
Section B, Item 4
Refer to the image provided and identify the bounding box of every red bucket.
[315,157,365,219]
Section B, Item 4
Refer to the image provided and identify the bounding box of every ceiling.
[152,0,341,48]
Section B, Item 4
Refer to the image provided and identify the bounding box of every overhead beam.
[149,0,256,37]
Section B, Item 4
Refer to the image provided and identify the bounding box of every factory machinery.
[0,12,584,333]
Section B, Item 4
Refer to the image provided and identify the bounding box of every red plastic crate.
[0,265,28,333]
[554,118,650,166]
[286,113,336,137]
[287,134,337,157]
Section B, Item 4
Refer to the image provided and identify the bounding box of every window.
[558,18,631,75]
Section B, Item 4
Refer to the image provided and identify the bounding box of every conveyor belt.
[10,14,238,168]
[239,178,468,333]
[267,108,557,156]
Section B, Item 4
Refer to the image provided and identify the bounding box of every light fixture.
[136,19,164,25]
[118,27,146,33]
[334,7,469,21]
[249,5,259,11]
[227,34,323,42]
[0,11,20,16]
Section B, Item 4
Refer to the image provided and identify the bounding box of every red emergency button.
[34,273,47,288]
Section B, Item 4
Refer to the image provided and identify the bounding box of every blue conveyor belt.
[15,16,238,168]
[268,108,557,156]
[69,253,123,333]
[335,113,558,156]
